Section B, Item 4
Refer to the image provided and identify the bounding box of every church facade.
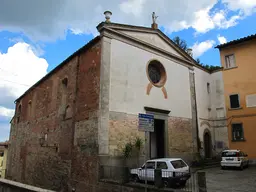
[6,16,228,191]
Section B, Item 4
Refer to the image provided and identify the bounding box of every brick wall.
[108,111,194,166]
[70,41,101,191]
[109,112,144,157]
[168,116,195,162]
[7,39,101,191]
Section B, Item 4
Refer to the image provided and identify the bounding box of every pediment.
[119,30,183,57]
[101,23,193,62]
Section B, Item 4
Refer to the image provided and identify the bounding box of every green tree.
[173,36,222,72]
[196,58,201,64]
[172,36,188,51]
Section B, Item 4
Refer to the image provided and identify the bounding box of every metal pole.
[145,132,147,192]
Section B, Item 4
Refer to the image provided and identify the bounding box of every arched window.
[62,77,68,88]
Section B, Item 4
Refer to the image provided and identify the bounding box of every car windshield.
[171,160,187,169]
[222,151,238,157]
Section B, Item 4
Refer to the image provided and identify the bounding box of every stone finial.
[187,48,193,57]
[151,12,158,29]
[104,11,112,23]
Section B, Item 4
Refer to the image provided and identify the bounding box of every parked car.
[221,149,249,170]
[130,158,191,187]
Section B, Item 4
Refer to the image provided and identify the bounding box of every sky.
[1,0,256,141]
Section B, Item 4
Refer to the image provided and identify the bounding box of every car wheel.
[132,174,140,183]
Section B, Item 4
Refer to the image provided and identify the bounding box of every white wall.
[210,71,228,150]
[194,68,212,123]
[195,68,228,152]
[109,39,192,119]
[210,72,226,112]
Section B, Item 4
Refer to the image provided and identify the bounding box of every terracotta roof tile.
[215,33,256,49]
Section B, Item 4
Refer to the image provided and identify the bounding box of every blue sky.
[1,0,256,141]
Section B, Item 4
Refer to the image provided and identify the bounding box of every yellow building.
[216,34,256,162]
[0,142,9,178]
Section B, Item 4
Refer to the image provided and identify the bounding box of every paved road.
[202,166,256,192]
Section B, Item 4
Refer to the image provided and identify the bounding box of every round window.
[147,60,166,87]
[148,64,161,84]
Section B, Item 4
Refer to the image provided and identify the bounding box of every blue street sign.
[138,113,154,132]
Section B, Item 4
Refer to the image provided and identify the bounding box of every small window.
[229,94,240,109]
[171,160,187,169]
[62,77,68,87]
[156,162,168,169]
[222,151,237,157]
[143,162,155,169]
[207,83,210,94]
[232,123,244,141]
[225,54,236,69]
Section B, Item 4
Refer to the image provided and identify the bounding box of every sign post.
[138,113,154,192]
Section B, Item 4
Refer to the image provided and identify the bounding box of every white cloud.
[120,0,147,17]
[0,0,254,41]
[191,40,216,58]
[0,42,48,112]
[0,107,15,117]
[178,8,241,34]
[0,123,11,142]
[223,0,256,15]
[191,7,215,33]
[217,35,227,44]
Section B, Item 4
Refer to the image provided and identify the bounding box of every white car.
[221,149,249,170]
[130,158,191,187]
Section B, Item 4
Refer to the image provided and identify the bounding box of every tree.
[173,36,222,72]
[172,36,188,51]
[196,58,201,64]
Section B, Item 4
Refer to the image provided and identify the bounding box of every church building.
[7,12,228,191]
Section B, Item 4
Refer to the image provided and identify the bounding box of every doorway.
[150,119,165,159]
[204,131,212,158]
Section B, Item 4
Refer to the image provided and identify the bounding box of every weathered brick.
[108,112,195,163]
[7,39,102,191]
